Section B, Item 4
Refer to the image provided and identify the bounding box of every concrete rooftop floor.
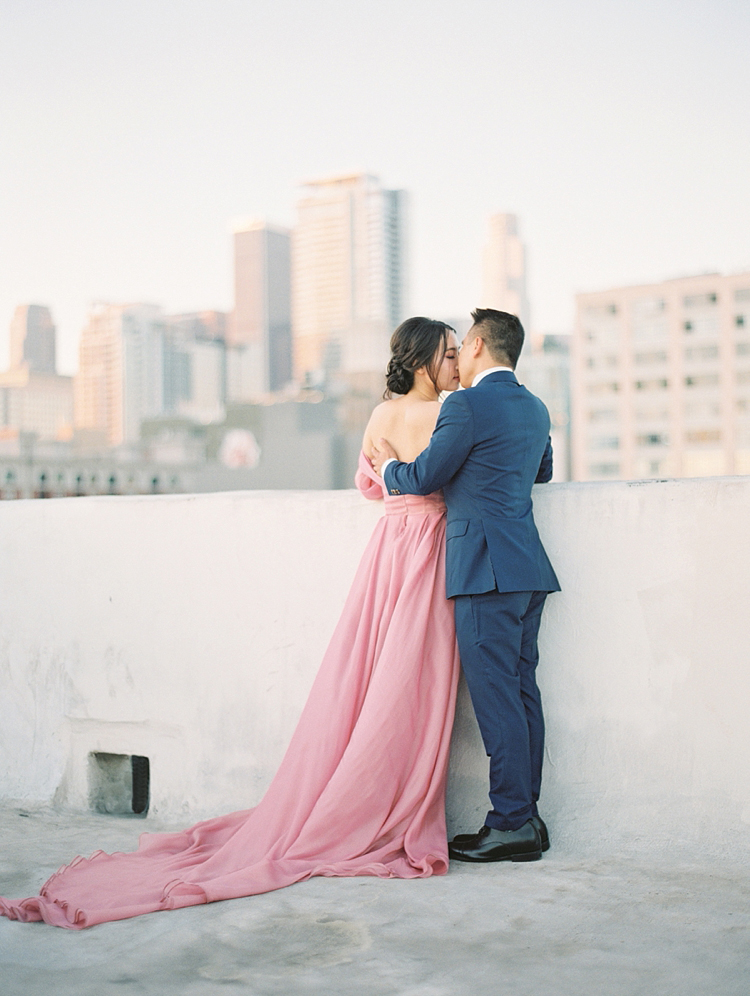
[1,806,748,996]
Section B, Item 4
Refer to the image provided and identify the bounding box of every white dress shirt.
[471,365,515,386]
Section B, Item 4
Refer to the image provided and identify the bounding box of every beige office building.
[0,367,73,442]
[75,303,165,446]
[232,221,292,395]
[292,173,406,387]
[572,272,750,481]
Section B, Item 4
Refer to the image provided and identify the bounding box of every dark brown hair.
[470,308,525,368]
[384,317,455,397]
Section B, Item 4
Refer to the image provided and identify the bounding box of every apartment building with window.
[572,272,750,481]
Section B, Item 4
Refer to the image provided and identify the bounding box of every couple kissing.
[1,308,559,929]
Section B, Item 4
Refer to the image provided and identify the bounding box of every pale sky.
[1,0,748,373]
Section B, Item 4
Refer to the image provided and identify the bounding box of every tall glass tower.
[292,173,407,387]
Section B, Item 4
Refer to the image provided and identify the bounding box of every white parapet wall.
[1,478,749,855]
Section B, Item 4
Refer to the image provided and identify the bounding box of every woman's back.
[362,397,441,464]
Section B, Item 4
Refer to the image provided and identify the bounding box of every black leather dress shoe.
[448,821,542,863]
[531,815,550,852]
[453,815,550,852]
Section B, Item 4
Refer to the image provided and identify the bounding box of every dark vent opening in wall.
[88,752,150,817]
[131,755,150,814]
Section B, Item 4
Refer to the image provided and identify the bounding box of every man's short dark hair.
[470,308,525,368]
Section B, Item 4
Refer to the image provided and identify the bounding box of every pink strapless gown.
[0,453,460,928]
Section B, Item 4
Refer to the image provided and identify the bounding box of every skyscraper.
[231,221,292,396]
[9,304,57,374]
[75,303,165,446]
[292,173,406,387]
[481,213,530,331]
[572,271,750,481]
[0,305,72,441]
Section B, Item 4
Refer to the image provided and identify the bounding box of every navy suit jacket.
[384,371,560,598]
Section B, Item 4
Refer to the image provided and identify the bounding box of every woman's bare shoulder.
[407,399,441,427]
[362,399,400,450]
[365,399,401,432]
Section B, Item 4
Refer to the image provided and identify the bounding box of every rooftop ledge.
[1,476,749,859]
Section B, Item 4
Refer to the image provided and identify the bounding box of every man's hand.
[371,437,398,476]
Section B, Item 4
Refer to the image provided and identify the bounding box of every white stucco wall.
[1,478,749,855]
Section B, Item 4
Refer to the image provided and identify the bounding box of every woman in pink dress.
[0,318,462,929]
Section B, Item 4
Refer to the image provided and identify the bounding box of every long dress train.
[0,453,460,928]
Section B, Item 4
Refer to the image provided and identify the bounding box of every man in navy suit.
[373,308,560,863]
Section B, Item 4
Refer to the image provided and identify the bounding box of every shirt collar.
[471,366,515,387]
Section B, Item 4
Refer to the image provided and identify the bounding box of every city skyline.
[1,0,747,375]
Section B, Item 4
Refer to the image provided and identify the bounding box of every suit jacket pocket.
[446,519,469,539]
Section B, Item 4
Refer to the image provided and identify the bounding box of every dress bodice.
[383,492,446,516]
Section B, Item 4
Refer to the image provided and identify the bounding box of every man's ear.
[472,336,485,357]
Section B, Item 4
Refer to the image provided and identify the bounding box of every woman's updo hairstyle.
[384,317,454,398]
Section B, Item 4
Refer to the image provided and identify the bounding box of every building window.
[589,462,620,477]
[637,433,668,446]
[634,350,668,364]
[587,382,620,395]
[683,315,719,337]
[736,342,750,355]
[635,407,669,420]
[737,315,746,327]
[583,302,618,318]
[635,378,669,390]
[591,436,620,449]
[684,400,721,417]
[586,354,619,369]
[588,409,618,422]
[685,374,720,387]
[685,429,721,444]
[685,345,719,361]
[684,292,718,307]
